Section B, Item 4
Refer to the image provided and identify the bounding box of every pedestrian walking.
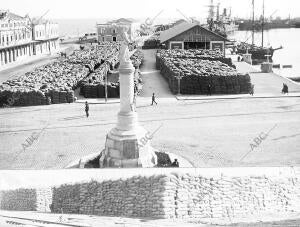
[285,84,289,94]
[207,84,212,96]
[85,101,89,117]
[282,83,288,94]
[250,84,254,96]
[151,93,157,105]
[171,159,179,167]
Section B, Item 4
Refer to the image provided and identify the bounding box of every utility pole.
[177,73,182,95]
[261,0,265,47]
[252,0,255,46]
[105,71,108,103]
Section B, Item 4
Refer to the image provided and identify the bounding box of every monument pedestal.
[99,54,157,168]
[100,125,157,168]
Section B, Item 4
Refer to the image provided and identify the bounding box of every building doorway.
[113,36,117,42]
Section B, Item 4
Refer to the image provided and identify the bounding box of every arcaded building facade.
[0,10,59,68]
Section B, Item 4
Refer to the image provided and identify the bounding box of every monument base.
[99,125,158,168]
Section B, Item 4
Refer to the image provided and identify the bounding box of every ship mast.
[252,0,255,45]
[261,0,265,47]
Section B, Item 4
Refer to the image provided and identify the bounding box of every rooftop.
[160,21,228,43]
[0,10,26,21]
[100,18,138,25]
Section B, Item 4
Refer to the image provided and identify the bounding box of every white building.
[96,18,140,42]
[32,19,59,55]
[0,10,59,68]
[0,10,34,66]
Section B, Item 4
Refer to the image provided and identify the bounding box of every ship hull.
[237,20,294,31]
[236,46,274,64]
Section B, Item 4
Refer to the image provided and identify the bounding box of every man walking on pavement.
[85,101,89,118]
[207,84,212,96]
[151,93,157,105]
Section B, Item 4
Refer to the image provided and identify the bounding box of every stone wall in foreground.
[161,172,300,219]
[1,168,300,220]
[0,188,52,212]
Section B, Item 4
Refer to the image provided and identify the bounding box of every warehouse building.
[160,22,228,55]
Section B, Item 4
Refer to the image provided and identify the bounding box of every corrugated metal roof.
[159,22,228,43]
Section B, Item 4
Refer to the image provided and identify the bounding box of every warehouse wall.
[1,168,299,220]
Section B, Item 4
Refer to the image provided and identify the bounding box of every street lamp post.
[105,72,108,103]
[176,73,182,95]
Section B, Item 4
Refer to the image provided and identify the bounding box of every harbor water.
[229,28,300,80]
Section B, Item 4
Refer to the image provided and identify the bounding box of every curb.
[65,152,99,169]
[65,151,194,169]
[175,94,300,101]
[75,100,120,105]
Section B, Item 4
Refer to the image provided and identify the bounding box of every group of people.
[84,92,158,118]
[237,56,244,62]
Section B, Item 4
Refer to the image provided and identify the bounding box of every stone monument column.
[116,59,138,131]
[99,32,157,168]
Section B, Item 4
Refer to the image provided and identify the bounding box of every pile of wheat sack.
[156,49,251,95]
[51,177,167,218]
[0,43,122,107]
[158,49,235,68]
[80,50,144,99]
[0,188,52,212]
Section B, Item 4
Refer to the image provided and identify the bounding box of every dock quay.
[234,61,300,95]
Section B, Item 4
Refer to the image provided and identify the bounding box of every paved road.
[0,210,299,227]
[139,49,174,98]
[0,96,299,169]
[0,49,300,169]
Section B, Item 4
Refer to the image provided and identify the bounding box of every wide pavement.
[0,49,300,169]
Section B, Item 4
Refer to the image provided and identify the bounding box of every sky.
[1,0,299,21]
